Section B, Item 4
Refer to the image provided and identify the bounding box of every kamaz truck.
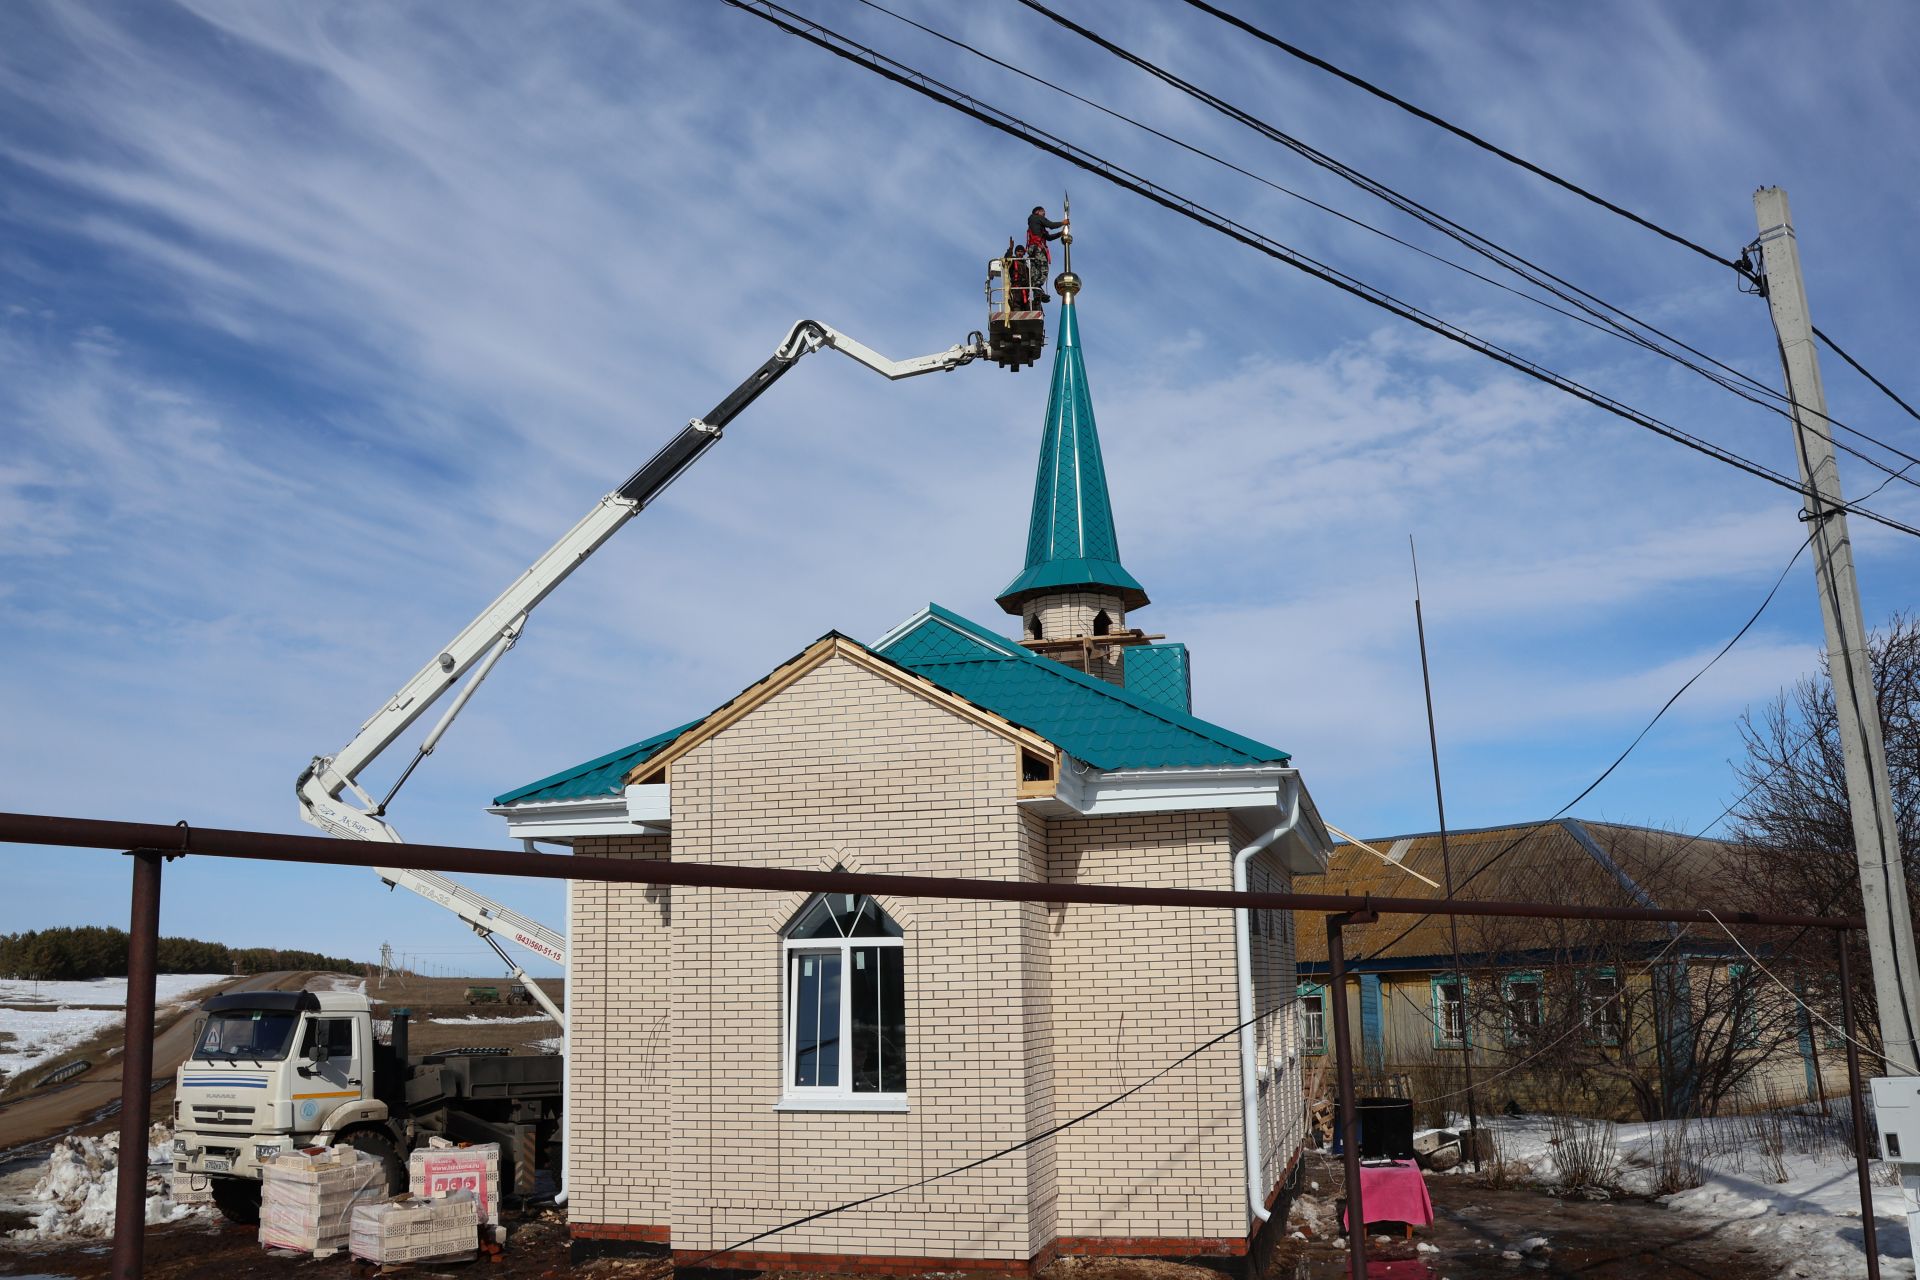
[173,989,561,1223]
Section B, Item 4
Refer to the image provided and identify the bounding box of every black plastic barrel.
[1357,1096,1415,1160]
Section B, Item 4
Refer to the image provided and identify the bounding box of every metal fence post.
[110,848,163,1280]
[1838,932,1882,1280]
[1326,910,1374,1280]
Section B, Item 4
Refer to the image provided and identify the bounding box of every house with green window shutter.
[489,283,1332,1274]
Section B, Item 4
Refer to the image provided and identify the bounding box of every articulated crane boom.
[297,320,991,1031]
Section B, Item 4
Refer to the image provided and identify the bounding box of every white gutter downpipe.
[1233,773,1303,1225]
[555,855,572,1206]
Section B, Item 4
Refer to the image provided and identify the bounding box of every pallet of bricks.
[349,1190,479,1267]
[347,1139,501,1267]
[259,1145,388,1257]
[409,1139,501,1237]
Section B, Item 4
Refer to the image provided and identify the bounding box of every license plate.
[203,1158,231,1173]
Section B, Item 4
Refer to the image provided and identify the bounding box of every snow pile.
[1452,1112,1915,1279]
[1664,1157,1913,1279]
[530,1036,562,1055]
[428,1014,550,1026]
[7,1124,208,1240]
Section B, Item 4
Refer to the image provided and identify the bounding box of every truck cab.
[174,990,399,1221]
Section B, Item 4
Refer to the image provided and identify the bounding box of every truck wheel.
[338,1128,407,1195]
[210,1176,262,1225]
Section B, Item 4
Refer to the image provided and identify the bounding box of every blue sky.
[3,2,1916,975]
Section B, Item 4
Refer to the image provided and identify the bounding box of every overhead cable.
[1015,0,1920,493]
[1172,0,1744,272]
[720,0,1920,539]
[1177,0,1920,446]
[1351,528,1815,965]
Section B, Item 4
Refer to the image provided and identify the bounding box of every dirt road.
[0,971,314,1155]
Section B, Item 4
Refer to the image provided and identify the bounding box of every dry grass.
[367,973,564,1057]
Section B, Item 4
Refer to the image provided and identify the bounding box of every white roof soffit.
[486,789,669,844]
[1027,763,1333,875]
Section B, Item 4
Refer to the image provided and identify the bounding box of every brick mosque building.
[489,275,1332,1274]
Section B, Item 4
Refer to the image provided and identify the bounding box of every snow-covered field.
[428,1013,550,1026]
[0,975,224,1083]
[1467,1113,1914,1279]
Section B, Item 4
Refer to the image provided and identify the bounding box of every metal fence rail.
[0,811,1872,1280]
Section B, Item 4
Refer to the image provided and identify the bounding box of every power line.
[849,0,1693,355]
[1015,0,1920,495]
[1817,326,1920,426]
[1177,0,1920,446]
[1352,529,1815,965]
[683,1007,1256,1265]
[720,0,1920,539]
[1172,0,1743,271]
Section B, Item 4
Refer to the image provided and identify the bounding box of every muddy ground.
[0,1152,1798,1280]
[1271,1153,1786,1277]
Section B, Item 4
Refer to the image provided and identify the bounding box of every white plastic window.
[783,894,907,1104]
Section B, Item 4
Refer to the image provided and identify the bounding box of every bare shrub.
[1736,1087,1792,1183]
[1477,1127,1527,1190]
[1548,1114,1618,1193]
[1649,1119,1707,1195]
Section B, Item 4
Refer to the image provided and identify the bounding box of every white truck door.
[293,1016,361,1130]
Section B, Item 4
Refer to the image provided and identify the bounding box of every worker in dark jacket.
[1025,206,1067,304]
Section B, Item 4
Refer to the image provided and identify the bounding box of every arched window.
[1092,610,1112,636]
[1028,615,1043,639]
[783,894,907,1101]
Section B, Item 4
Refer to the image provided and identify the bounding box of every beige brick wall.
[567,832,673,1229]
[1018,810,1058,1255]
[1043,812,1246,1242]
[1021,593,1126,644]
[664,656,1044,1261]
[558,649,1304,1261]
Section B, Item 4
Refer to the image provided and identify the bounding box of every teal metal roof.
[492,720,702,806]
[997,299,1148,614]
[494,606,1287,810]
[877,605,1286,770]
[1123,642,1192,716]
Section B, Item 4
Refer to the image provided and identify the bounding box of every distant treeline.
[0,926,360,981]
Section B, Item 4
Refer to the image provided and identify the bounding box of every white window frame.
[1298,985,1327,1056]
[777,897,909,1113]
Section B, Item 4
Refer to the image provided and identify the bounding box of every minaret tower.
[995,221,1161,685]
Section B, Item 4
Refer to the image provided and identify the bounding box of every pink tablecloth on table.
[1340,1159,1434,1229]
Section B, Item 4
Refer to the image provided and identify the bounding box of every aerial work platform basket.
[986,249,1047,371]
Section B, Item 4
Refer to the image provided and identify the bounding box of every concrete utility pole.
[1753,187,1920,1081]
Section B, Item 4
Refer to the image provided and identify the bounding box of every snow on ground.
[429,1014,550,1025]
[306,973,366,995]
[0,975,226,1008]
[1449,1112,1915,1279]
[0,975,223,1083]
[3,1124,208,1241]
[531,1036,562,1055]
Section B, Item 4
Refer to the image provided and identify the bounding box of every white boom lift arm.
[296,320,990,1030]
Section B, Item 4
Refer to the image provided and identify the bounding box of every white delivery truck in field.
[173,990,560,1224]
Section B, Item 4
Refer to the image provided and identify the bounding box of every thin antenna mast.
[1412,536,1481,1165]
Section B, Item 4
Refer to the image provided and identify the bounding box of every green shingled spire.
[996,297,1149,614]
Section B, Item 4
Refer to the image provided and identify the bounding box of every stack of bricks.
[258,1146,387,1255]
[349,1191,479,1264]
[408,1140,501,1227]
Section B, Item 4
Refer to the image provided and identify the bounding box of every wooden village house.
[489,287,1334,1274]
[1293,820,1848,1125]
